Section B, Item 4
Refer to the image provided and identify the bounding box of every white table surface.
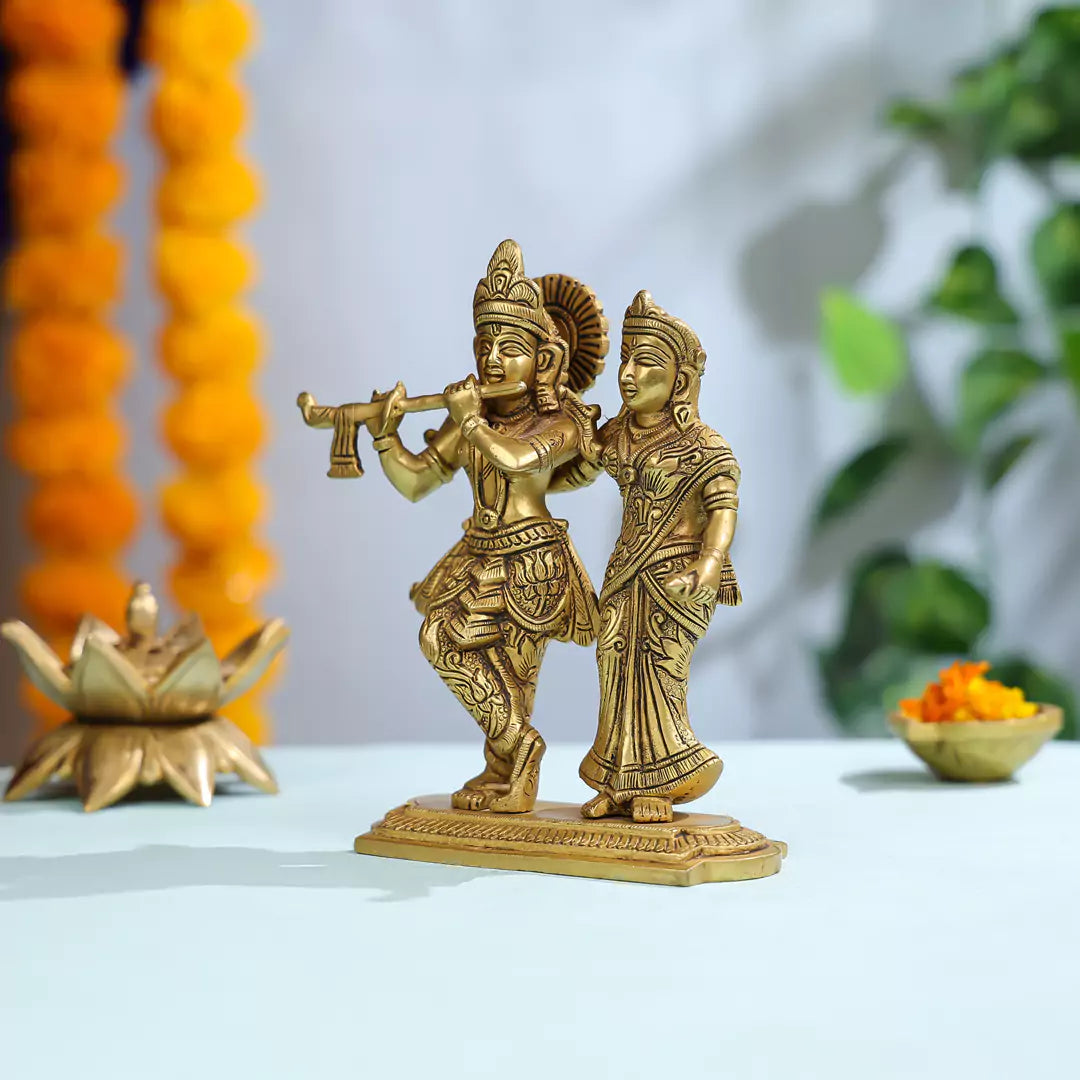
[1,740,1076,1080]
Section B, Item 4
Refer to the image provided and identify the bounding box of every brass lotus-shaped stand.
[2,583,288,811]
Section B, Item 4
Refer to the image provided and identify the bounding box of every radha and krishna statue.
[299,239,784,884]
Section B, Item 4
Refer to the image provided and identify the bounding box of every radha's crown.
[622,290,704,373]
[473,239,557,339]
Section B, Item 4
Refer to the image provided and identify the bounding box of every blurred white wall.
[4,0,1076,761]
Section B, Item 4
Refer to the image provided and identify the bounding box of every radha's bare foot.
[630,796,674,823]
[581,794,622,819]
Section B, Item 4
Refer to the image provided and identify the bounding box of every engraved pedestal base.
[354,795,786,886]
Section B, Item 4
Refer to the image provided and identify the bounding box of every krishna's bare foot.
[630,796,674,823]
[462,767,506,792]
[486,729,544,813]
[451,785,502,810]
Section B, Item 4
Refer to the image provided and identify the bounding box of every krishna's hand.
[444,375,483,428]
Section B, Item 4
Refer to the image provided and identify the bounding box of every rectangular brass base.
[354,795,786,886]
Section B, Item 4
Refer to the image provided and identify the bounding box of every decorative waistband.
[464,517,568,554]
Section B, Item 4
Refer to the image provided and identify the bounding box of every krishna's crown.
[473,239,557,339]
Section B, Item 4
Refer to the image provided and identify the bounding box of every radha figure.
[556,290,742,823]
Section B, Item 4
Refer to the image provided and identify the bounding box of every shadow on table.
[0,845,496,904]
[841,769,1017,792]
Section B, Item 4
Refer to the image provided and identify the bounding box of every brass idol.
[301,240,783,885]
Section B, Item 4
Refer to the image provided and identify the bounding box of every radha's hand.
[365,381,406,438]
[444,375,482,428]
[663,551,723,605]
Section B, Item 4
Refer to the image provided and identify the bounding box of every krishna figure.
[362,240,607,812]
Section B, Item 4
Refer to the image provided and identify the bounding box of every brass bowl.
[888,706,1063,782]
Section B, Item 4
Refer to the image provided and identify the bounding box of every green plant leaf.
[819,549,914,732]
[1062,328,1080,407]
[1032,204,1080,310]
[950,51,1019,116]
[822,646,945,736]
[987,657,1078,740]
[820,289,907,396]
[927,245,1018,324]
[814,436,911,527]
[886,99,944,135]
[881,562,990,654]
[982,434,1037,489]
[992,85,1062,158]
[957,349,1045,450]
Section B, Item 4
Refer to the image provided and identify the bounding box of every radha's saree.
[580,413,740,805]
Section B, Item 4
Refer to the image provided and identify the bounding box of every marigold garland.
[1,0,138,732]
[899,661,1039,723]
[144,0,273,743]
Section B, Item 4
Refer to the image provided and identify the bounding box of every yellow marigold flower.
[170,542,276,623]
[3,232,122,313]
[11,147,124,233]
[150,75,246,159]
[6,65,125,149]
[162,380,264,468]
[5,412,126,479]
[966,677,1038,721]
[161,468,265,549]
[0,0,124,64]
[25,475,139,555]
[11,317,129,413]
[20,556,132,632]
[157,154,259,230]
[143,0,253,78]
[159,309,261,382]
[155,230,253,315]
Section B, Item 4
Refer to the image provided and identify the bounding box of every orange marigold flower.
[155,230,253,315]
[5,412,126,479]
[11,147,124,233]
[159,309,261,382]
[20,676,71,732]
[170,542,276,623]
[25,475,139,555]
[901,661,1038,723]
[157,155,259,230]
[203,611,265,656]
[143,0,253,78]
[11,317,130,413]
[162,381,264,468]
[20,556,131,632]
[0,0,124,64]
[161,468,265,549]
[149,75,246,159]
[898,697,923,720]
[3,232,122,313]
[217,693,267,744]
[6,65,125,149]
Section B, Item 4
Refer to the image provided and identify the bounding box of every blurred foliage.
[816,6,1080,739]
